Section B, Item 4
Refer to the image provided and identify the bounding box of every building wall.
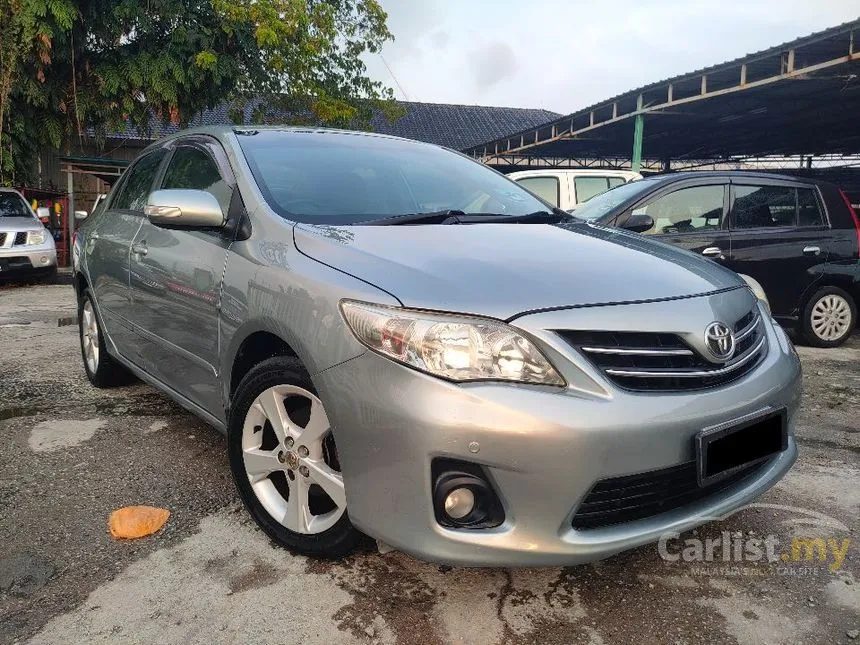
[38,138,150,213]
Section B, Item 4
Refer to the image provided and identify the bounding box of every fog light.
[41,256,49,264]
[443,487,475,520]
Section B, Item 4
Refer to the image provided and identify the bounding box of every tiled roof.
[103,100,559,151]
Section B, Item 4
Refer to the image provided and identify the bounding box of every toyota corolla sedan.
[73,127,801,566]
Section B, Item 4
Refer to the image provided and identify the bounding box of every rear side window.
[162,146,231,214]
[574,176,620,203]
[797,188,824,227]
[113,149,167,211]
[732,185,797,229]
[631,185,725,235]
[0,192,33,218]
[515,176,559,207]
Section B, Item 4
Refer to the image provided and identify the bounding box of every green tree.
[0,0,395,184]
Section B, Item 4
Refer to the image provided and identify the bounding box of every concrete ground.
[0,284,857,645]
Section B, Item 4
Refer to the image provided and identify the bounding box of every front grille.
[571,459,767,530]
[558,309,766,392]
[13,231,26,245]
[0,232,6,246]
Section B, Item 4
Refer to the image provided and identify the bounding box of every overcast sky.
[363,0,858,114]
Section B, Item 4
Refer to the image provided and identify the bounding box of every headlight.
[340,300,565,386]
[738,273,770,315]
[26,229,47,245]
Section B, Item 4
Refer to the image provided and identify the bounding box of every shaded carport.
[59,155,129,263]
[466,19,860,171]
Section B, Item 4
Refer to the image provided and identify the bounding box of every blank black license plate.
[696,408,787,487]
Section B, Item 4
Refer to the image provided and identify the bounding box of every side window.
[515,176,559,207]
[574,176,614,203]
[732,185,796,229]
[631,185,725,235]
[607,177,626,189]
[797,188,824,227]
[161,146,232,214]
[112,149,167,211]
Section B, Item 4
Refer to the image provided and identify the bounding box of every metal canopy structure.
[466,19,860,168]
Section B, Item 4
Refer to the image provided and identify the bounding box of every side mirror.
[74,210,89,221]
[622,213,654,233]
[144,189,225,228]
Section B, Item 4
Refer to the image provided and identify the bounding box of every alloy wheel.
[241,385,345,534]
[810,294,852,341]
[81,299,100,374]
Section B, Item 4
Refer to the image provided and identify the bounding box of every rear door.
[726,180,831,321]
[83,148,168,355]
[617,180,731,260]
[512,175,563,209]
[126,136,234,412]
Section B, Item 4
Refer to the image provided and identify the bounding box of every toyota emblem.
[705,322,735,361]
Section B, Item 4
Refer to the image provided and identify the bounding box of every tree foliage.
[0,0,396,184]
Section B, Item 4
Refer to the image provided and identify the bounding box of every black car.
[572,171,860,347]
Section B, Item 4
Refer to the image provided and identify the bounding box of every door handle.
[803,246,821,256]
[131,241,148,257]
[702,246,724,259]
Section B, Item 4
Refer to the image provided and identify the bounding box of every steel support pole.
[632,114,644,172]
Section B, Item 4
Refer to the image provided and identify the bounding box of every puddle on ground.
[0,406,39,421]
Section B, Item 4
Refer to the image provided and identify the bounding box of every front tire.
[228,356,360,558]
[802,286,856,347]
[78,290,134,387]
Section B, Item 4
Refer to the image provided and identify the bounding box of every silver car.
[0,188,58,280]
[73,127,801,566]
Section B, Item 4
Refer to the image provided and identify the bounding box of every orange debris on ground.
[108,506,170,539]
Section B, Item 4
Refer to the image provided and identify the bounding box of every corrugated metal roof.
[100,100,559,151]
[465,18,860,159]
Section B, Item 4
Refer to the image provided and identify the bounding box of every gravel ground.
[0,284,858,645]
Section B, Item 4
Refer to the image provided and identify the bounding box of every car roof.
[155,124,438,148]
[643,170,829,186]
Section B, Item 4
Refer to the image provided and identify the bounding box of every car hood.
[293,221,745,320]
[0,216,43,232]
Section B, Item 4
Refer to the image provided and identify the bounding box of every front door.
[622,182,731,261]
[127,139,234,412]
[726,181,831,321]
[84,148,167,357]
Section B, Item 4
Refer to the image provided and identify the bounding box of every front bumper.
[0,242,57,277]
[314,300,802,567]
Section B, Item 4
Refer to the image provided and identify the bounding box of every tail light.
[839,190,860,259]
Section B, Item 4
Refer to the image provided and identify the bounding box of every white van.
[507,169,642,210]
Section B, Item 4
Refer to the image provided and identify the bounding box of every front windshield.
[0,192,35,218]
[570,179,658,222]
[237,130,549,225]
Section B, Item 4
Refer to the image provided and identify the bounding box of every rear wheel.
[228,356,360,558]
[802,286,856,347]
[78,290,134,387]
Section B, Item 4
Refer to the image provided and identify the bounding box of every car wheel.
[228,356,361,558]
[802,286,856,347]
[79,290,135,387]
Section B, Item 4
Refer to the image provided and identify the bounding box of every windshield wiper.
[357,210,468,226]
[358,209,573,226]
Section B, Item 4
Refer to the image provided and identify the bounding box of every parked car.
[508,168,642,210]
[0,188,58,281]
[573,171,860,347]
[74,128,800,566]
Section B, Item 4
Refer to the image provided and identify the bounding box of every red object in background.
[839,189,860,259]
[17,187,70,267]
